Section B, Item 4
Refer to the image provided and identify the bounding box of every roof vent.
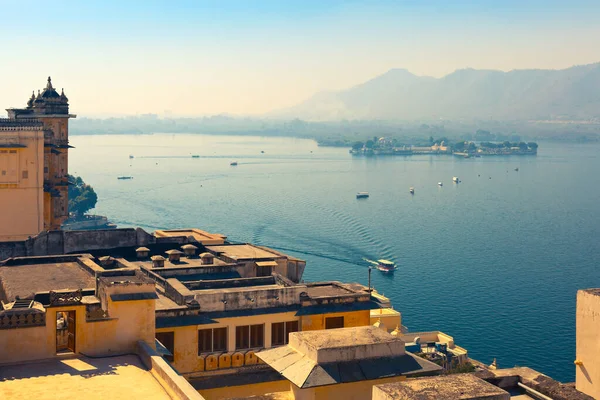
[98,256,115,268]
[199,252,214,265]
[181,244,198,258]
[151,255,166,268]
[165,249,183,263]
[136,247,150,259]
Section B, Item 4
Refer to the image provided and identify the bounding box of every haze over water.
[70,133,600,382]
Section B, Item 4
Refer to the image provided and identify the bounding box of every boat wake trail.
[267,245,367,267]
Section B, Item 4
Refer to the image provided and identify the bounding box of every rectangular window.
[325,316,344,329]
[213,327,227,352]
[236,325,249,350]
[156,331,175,362]
[236,324,264,350]
[286,321,299,336]
[44,167,49,173]
[9,150,16,154]
[198,329,212,353]
[271,321,299,346]
[22,170,28,179]
[271,322,285,346]
[198,327,228,354]
[250,324,264,348]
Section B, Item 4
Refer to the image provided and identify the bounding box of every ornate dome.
[40,76,61,99]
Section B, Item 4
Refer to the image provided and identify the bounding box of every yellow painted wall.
[199,379,289,400]
[159,310,371,375]
[369,308,401,333]
[159,312,299,374]
[300,310,370,331]
[0,130,44,241]
[0,299,156,365]
[292,376,405,400]
[576,289,600,399]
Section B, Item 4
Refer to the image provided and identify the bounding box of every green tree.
[527,142,538,150]
[68,175,98,216]
[365,140,375,149]
[453,141,466,152]
[351,141,364,151]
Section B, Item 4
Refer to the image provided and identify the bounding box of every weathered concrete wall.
[0,240,27,262]
[0,227,157,262]
[63,228,153,254]
[576,289,600,399]
[192,285,306,313]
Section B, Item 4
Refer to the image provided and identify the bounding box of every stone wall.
[0,228,156,262]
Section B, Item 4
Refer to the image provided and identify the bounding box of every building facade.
[0,77,74,241]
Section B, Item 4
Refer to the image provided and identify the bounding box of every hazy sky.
[1,0,599,117]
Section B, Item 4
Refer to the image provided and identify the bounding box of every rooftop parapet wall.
[191,283,308,313]
[0,228,158,262]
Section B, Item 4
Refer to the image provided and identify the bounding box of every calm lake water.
[70,133,600,382]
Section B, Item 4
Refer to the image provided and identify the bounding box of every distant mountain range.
[269,63,600,121]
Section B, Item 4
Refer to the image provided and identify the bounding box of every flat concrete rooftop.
[154,228,226,244]
[293,325,398,352]
[373,374,510,400]
[0,355,172,400]
[304,283,358,298]
[206,244,282,260]
[0,261,95,301]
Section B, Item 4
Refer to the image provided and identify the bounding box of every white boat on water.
[356,192,369,199]
[365,258,397,273]
[438,182,443,186]
[453,177,459,183]
[409,187,414,194]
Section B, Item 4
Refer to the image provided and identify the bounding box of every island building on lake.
[350,136,538,157]
[0,78,592,400]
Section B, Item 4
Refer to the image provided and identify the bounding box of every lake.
[69,133,600,382]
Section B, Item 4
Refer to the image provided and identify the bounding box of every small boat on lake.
[453,177,459,183]
[409,187,414,194]
[129,155,134,159]
[230,161,238,166]
[514,167,519,171]
[117,176,133,180]
[356,192,369,199]
[376,259,396,273]
[365,258,396,273]
[438,182,443,186]
[192,155,200,158]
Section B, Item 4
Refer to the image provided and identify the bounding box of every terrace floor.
[0,355,172,400]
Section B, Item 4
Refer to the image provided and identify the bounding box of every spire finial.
[46,76,53,89]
